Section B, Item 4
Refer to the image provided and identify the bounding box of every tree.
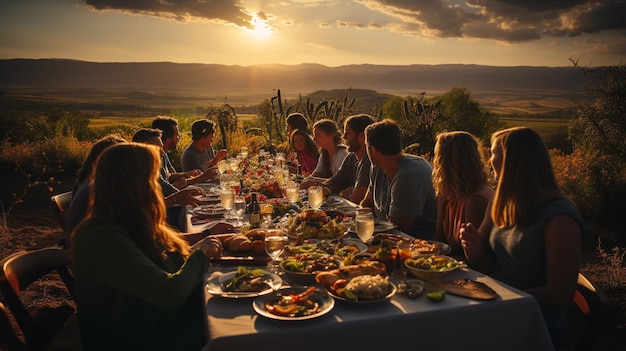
[569,62,626,160]
[437,87,502,142]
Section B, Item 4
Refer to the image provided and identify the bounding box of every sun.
[249,15,272,39]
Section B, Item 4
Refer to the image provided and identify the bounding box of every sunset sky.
[1,0,624,67]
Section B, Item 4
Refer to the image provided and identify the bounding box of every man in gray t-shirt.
[181,119,227,172]
[362,119,437,239]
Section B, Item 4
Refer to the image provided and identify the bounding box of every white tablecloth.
[202,266,555,351]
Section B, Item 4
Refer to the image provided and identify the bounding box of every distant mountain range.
[0,59,584,98]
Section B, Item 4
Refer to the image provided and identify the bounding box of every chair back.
[50,191,73,231]
[0,247,76,350]
[572,272,610,351]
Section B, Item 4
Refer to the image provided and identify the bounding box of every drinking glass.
[308,186,323,210]
[240,146,248,159]
[355,209,375,242]
[233,195,246,227]
[285,182,300,203]
[217,159,228,178]
[264,229,286,273]
[220,188,235,219]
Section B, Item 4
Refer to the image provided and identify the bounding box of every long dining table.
[189,185,555,351]
[201,259,555,351]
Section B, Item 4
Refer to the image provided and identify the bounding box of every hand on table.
[193,236,222,260]
[169,187,204,207]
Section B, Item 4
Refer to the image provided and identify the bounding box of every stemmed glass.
[308,186,323,210]
[233,195,246,227]
[355,209,375,243]
[217,159,228,182]
[264,229,286,273]
[220,188,235,219]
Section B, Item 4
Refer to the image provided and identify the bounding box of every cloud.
[356,0,626,43]
[83,0,254,29]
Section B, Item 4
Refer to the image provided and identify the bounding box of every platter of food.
[206,267,282,298]
[253,286,334,321]
[285,238,367,258]
[326,275,396,304]
[210,231,271,264]
[404,255,463,281]
[190,204,226,219]
[367,234,451,256]
[314,261,395,303]
[280,253,342,284]
[281,209,347,240]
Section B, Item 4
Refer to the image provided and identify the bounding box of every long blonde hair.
[491,127,563,227]
[432,131,490,200]
[72,142,190,264]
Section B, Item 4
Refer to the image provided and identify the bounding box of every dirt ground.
[1,175,625,351]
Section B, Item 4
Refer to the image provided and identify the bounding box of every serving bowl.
[404,255,461,281]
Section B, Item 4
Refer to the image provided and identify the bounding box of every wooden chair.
[0,301,25,351]
[0,247,76,350]
[571,272,610,351]
[50,191,73,231]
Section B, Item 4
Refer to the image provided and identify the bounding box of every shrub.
[551,148,626,230]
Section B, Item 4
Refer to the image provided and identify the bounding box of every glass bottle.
[249,192,261,228]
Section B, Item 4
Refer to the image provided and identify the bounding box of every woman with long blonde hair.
[431,131,493,257]
[71,142,222,350]
[460,127,582,348]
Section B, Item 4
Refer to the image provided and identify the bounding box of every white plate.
[327,282,397,304]
[253,287,334,321]
[206,270,282,298]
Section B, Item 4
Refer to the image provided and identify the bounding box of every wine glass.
[217,160,228,180]
[233,195,246,227]
[220,188,235,219]
[308,186,323,210]
[264,229,286,273]
[355,209,375,243]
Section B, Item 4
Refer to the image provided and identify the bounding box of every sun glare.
[249,16,271,39]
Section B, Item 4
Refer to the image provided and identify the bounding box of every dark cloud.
[83,0,254,29]
[366,0,626,42]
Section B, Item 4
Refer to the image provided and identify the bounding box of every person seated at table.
[133,128,207,229]
[431,131,494,258]
[132,129,207,204]
[301,114,374,205]
[304,119,348,181]
[290,128,319,176]
[181,119,227,172]
[460,127,582,349]
[152,116,207,189]
[64,135,127,246]
[70,142,223,351]
[286,112,310,136]
[360,119,437,239]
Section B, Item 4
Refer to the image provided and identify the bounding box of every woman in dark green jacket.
[71,142,222,350]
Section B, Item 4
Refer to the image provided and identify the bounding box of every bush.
[551,148,626,231]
